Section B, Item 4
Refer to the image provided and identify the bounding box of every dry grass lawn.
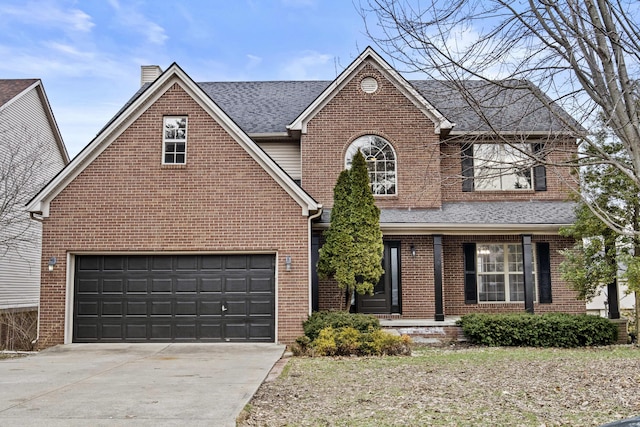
[240,345,640,427]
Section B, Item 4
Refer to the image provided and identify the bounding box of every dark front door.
[357,241,401,314]
[73,254,275,343]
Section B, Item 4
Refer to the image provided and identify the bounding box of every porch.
[379,316,466,345]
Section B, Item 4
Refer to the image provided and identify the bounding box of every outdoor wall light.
[410,245,416,257]
[285,255,292,272]
[48,256,57,272]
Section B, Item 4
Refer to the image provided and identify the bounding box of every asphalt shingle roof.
[195,79,577,135]
[112,77,578,136]
[198,81,329,134]
[0,79,37,108]
[319,201,576,225]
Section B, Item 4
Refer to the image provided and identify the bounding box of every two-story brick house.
[27,47,582,347]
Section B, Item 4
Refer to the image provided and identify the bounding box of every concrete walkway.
[0,343,285,426]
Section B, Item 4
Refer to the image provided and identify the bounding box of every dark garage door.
[73,254,275,343]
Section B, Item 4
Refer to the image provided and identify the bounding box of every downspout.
[308,206,323,315]
[28,211,43,347]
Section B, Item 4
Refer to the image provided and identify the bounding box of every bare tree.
[359,0,640,234]
[0,117,50,255]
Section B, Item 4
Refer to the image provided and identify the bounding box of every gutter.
[313,222,571,235]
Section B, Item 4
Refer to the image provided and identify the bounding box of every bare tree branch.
[359,0,640,234]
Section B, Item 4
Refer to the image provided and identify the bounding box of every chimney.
[140,65,162,86]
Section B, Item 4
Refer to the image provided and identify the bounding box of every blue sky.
[0,0,378,157]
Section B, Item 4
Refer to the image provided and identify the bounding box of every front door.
[357,241,401,314]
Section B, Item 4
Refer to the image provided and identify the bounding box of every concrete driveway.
[0,343,285,426]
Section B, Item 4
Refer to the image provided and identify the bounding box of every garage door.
[73,254,275,342]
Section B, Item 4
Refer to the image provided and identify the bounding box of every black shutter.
[462,144,474,192]
[537,242,552,303]
[463,243,477,304]
[533,143,547,191]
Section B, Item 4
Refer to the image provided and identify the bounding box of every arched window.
[345,135,396,195]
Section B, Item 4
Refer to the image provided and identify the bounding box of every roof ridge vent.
[140,65,163,86]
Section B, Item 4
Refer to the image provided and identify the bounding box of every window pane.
[345,135,396,195]
[163,117,187,164]
[509,274,525,301]
[507,244,523,272]
[474,144,533,190]
[477,244,504,273]
[478,274,505,301]
[391,248,399,306]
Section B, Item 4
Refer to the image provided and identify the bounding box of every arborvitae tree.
[317,169,353,292]
[317,151,384,311]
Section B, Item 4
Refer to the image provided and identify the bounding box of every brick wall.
[440,138,578,202]
[38,82,310,347]
[318,234,583,318]
[301,62,442,209]
[443,235,584,316]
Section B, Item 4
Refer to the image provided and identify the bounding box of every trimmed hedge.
[302,311,380,341]
[457,313,618,347]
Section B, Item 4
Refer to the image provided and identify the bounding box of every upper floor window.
[462,143,546,192]
[163,117,187,164]
[474,143,532,190]
[345,135,396,195]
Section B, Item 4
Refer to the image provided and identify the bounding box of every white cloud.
[44,42,95,59]
[246,54,263,70]
[0,2,94,33]
[107,2,168,45]
[280,51,333,79]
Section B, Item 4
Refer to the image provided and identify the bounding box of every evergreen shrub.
[457,313,618,347]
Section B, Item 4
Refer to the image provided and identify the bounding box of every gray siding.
[256,141,301,180]
[0,86,66,310]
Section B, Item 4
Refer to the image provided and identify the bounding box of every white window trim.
[162,116,188,165]
[344,135,397,196]
[473,143,534,191]
[476,243,537,303]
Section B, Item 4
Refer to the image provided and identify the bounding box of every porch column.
[433,235,445,321]
[521,234,535,314]
[604,241,621,319]
[607,281,621,319]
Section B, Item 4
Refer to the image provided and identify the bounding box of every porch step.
[380,317,466,345]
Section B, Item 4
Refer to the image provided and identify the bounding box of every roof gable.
[0,79,69,164]
[27,64,320,217]
[287,47,454,135]
[0,79,38,107]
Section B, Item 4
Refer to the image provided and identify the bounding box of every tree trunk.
[345,289,354,312]
[633,291,640,346]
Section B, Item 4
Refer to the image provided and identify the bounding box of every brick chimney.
[140,65,162,86]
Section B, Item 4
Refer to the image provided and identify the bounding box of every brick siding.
[440,138,578,202]
[38,83,310,347]
[301,63,442,209]
[318,234,583,317]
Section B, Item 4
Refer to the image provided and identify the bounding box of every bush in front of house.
[292,311,411,356]
[457,313,618,347]
[302,310,381,341]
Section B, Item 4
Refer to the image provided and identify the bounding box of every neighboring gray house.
[0,79,68,325]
